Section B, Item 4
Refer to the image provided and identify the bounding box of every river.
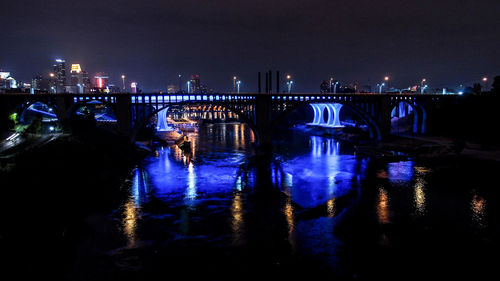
[70,123,499,280]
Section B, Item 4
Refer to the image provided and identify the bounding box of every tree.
[492,76,500,94]
[472,83,482,95]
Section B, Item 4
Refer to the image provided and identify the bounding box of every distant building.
[82,71,91,93]
[53,59,67,93]
[106,84,121,93]
[359,85,372,93]
[320,80,329,93]
[94,72,109,89]
[31,75,42,91]
[189,75,201,93]
[167,84,179,93]
[69,64,92,93]
[131,82,138,93]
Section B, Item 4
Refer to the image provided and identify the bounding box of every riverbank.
[0,126,149,279]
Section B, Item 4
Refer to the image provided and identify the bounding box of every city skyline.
[1,56,496,93]
[1,0,499,92]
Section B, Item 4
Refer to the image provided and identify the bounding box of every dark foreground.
[1,124,499,280]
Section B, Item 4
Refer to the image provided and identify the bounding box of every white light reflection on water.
[184,162,197,208]
[413,166,429,217]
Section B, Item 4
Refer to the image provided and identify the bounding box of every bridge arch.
[272,101,383,141]
[130,102,259,144]
[65,99,118,123]
[18,101,60,123]
[390,100,426,135]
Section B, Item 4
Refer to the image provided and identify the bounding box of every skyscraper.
[53,59,66,93]
[94,72,109,90]
[190,75,201,93]
[69,64,90,93]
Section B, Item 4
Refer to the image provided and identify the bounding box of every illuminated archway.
[308,103,344,128]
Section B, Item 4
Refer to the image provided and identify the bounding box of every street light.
[333,81,339,94]
[421,84,428,94]
[378,83,385,94]
[121,75,126,91]
[286,80,294,93]
[236,80,241,93]
[233,76,237,92]
[329,77,334,93]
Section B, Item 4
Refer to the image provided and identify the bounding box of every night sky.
[1,0,499,92]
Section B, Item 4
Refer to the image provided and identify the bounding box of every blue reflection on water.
[387,161,414,182]
[131,168,150,207]
[143,144,247,201]
[280,136,365,208]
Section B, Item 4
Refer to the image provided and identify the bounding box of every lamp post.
[287,80,294,93]
[121,75,125,92]
[421,84,428,94]
[482,77,488,91]
[236,80,241,93]
[333,81,339,94]
[233,76,237,92]
[329,77,334,93]
[378,83,385,94]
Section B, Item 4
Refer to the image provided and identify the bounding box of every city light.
[287,80,294,93]
[121,75,126,91]
[378,83,385,94]
[384,76,389,81]
[236,80,241,93]
[421,84,428,94]
[70,64,82,73]
[482,77,488,82]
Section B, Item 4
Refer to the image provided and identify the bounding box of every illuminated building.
[94,73,109,90]
[189,75,201,93]
[53,59,66,93]
[69,64,91,93]
[31,75,43,93]
[0,72,18,89]
[82,71,91,93]
[131,82,137,93]
[167,84,179,93]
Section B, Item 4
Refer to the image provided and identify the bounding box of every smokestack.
[269,70,273,93]
[276,71,280,93]
[265,72,269,93]
[258,72,261,93]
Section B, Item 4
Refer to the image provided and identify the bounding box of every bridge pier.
[116,95,133,137]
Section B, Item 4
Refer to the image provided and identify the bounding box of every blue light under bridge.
[156,106,172,132]
[309,103,344,128]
